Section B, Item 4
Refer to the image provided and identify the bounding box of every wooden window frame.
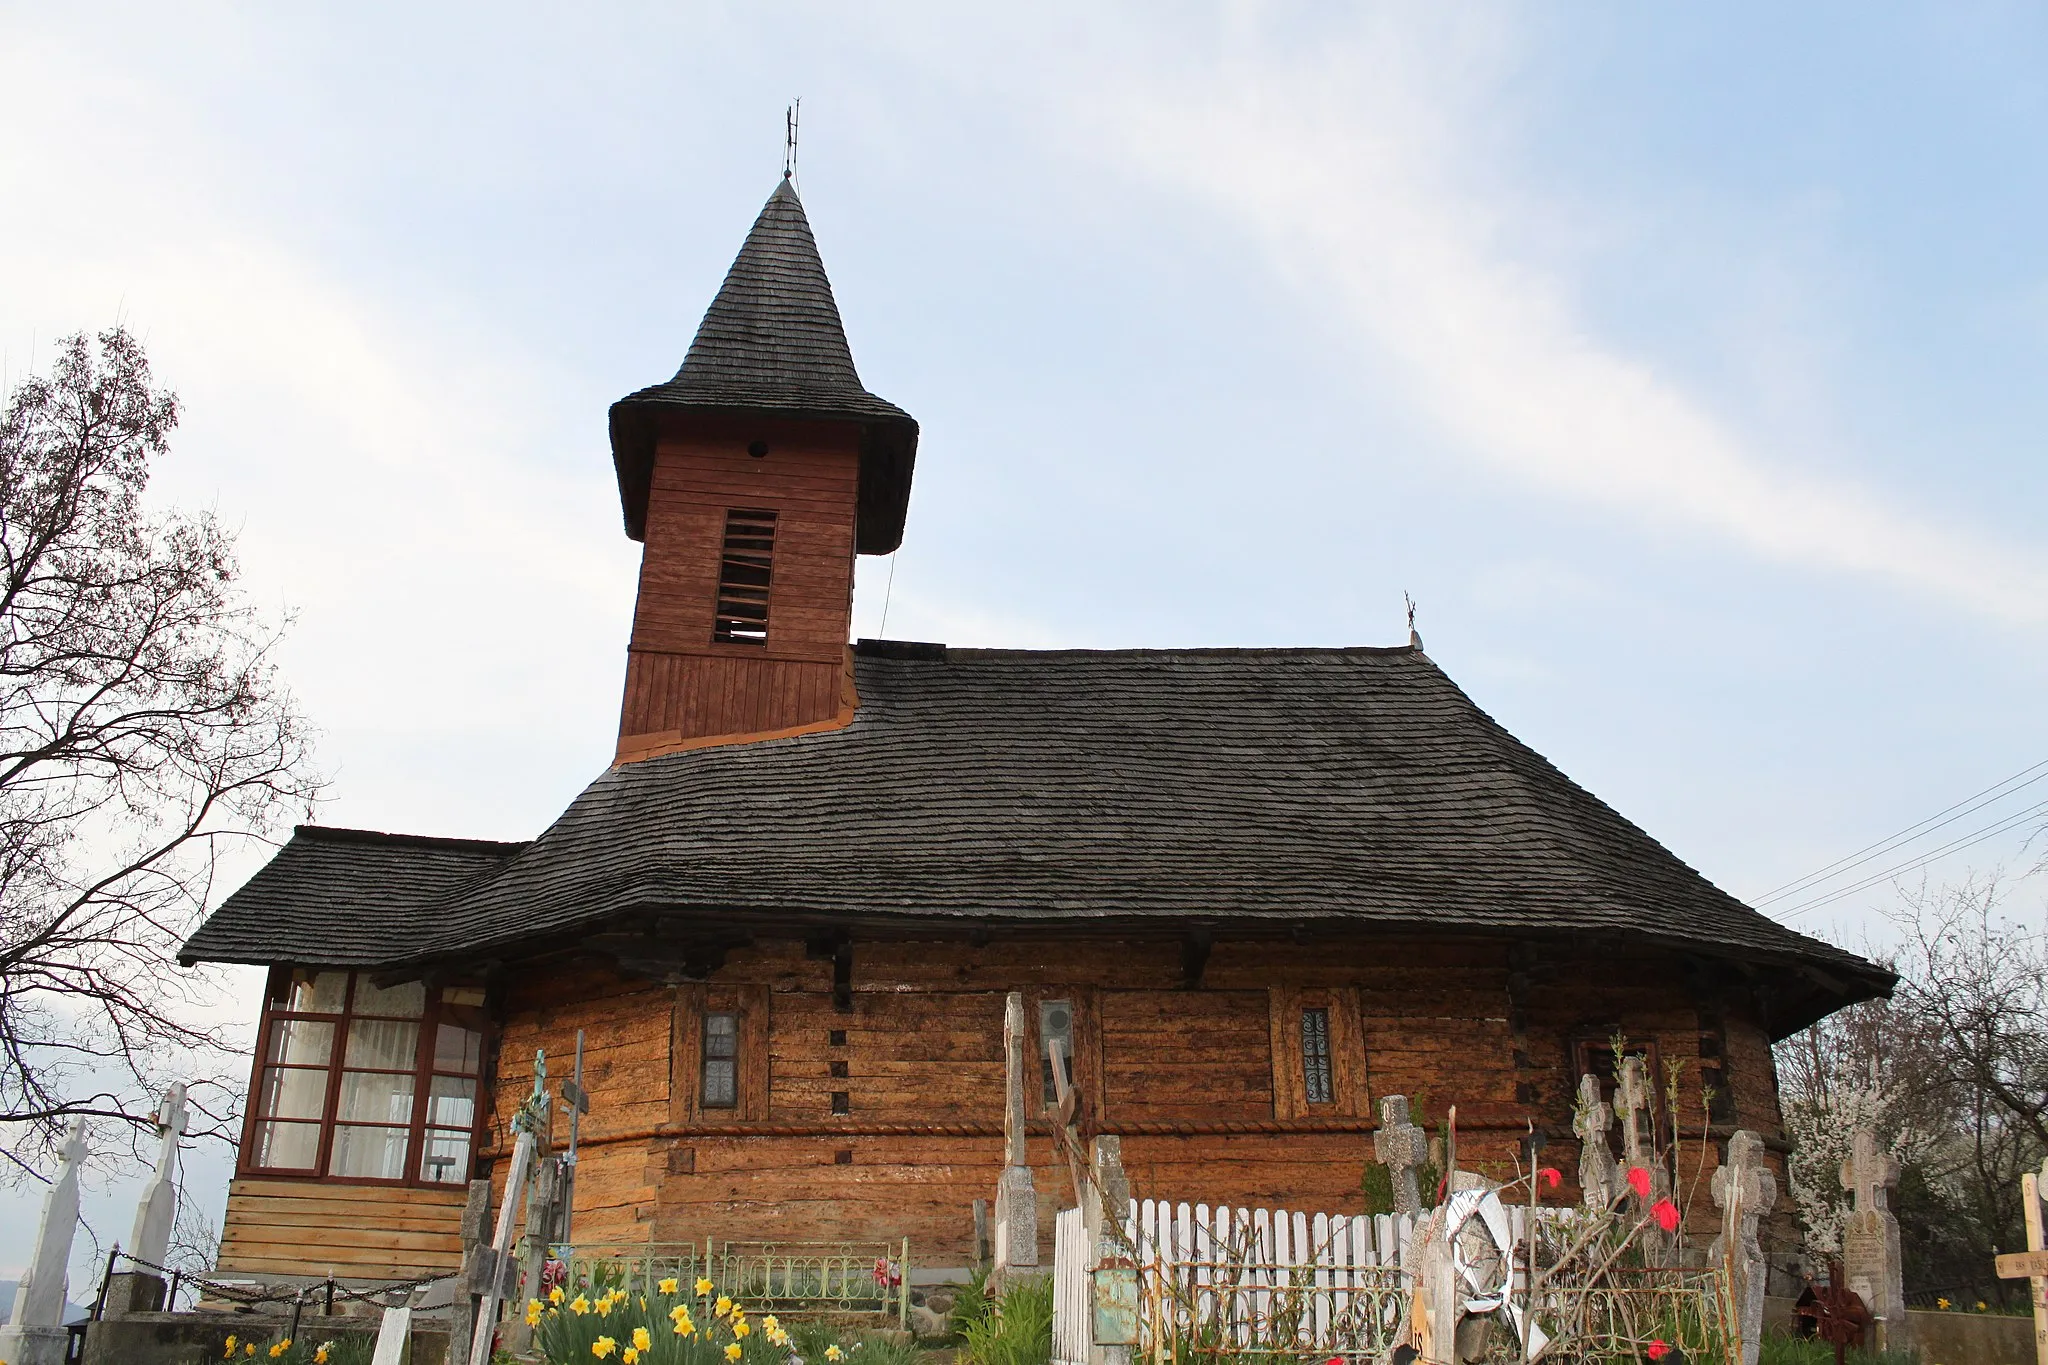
[1269,986,1367,1120]
[670,985,769,1122]
[1026,987,1101,1126]
[237,967,488,1189]
[711,507,777,646]
[1571,1035,1676,1160]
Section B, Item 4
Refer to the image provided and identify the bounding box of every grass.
[1758,1334,1917,1365]
[959,1274,1053,1365]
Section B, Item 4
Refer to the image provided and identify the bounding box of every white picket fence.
[1052,1208,1091,1365]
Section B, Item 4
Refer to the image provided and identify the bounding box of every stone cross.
[1617,1056,1676,1261]
[1839,1127,1905,1348]
[129,1083,189,1267]
[0,1118,88,1365]
[1373,1094,1429,1218]
[992,992,1039,1277]
[1709,1130,1777,1365]
[1573,1074,1620,1211]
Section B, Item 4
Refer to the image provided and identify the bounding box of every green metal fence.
[556,1237,910,1329]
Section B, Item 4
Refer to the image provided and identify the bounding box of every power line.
[1772,798,2048,921]
[1751,756,2048,908]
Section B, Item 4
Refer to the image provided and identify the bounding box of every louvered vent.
[713,508,777,644]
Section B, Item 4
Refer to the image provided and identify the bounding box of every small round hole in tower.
[747,439,769,458]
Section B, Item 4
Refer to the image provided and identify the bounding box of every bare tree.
[0,329,321,1176]
[1776,875,2048,1305]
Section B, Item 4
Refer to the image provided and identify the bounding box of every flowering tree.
[0,330,321,1176]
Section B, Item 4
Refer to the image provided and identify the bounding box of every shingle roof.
[183,644,1889,1030]
[609,178,918,554]
[179,827,526,968]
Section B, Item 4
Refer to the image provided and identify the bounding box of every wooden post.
[469,1049,550,1365]
[2025,1171,2047,1365]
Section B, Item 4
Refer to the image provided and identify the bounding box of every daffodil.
[660,1277,680,1294]
[593,1337,617,1359]
[632,1327,653,1352]
[246,1347,257,1358]
[762,1315,780,1333]
[826,1346,843,1360]
[222,1338,238,1360]
[624,1353,641,1365]
[315,1348,331,1365]
[697,1277,716,1296]
[674,1318,697,1338]
[715,1295,734,1317]
[527,1299,545,1327]
[725,1345,744,1362]
[551,1285,567,1306]
[735,1321,752,1338]
[270,1342,292,1359]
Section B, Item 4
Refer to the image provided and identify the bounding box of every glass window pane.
[287,971,348,1014]
[265,1018,334,1067]
[253,1120,322,1170]
[330,1124,410,1180]
[345,1019,420,1070]
[260,1066,330,1121]
[1301,1009,1333,1105]
[426,1076,475,1130]
[703,1057,736,1108]
[703,1012,737,1059]
[433,1023,482,1075]
[339,1070,417,1124]
[419,1129,471,1184]
[352,978,426,1018]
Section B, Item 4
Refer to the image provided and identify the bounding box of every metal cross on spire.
[784,98,802,182]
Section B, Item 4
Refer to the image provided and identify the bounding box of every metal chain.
[114,1249,452,1308]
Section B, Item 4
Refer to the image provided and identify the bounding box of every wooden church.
[180,174,1890,1287]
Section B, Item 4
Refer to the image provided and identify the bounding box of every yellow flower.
[624,1352,641,1365]
[572,1295,592,1316]
[1938,1298,1951,1310]
[315,1349,331,1365]
[696,1277,715,1296]
[270,1343,292,1359]
[633,1328,653,1352]
[660,1278,680,1294]
[551,1285,567,1306]
[1977,1301,1989,1312]
[715,1295,733,1317]
[826,1346,843,1361]
[734,1321,752,1338]
[223,1339,238,1360]
[593,1338,617,1359]
[245,1348,257,1359]
[674,1318,697,1338]
[725,1346,744,1362]
[762,1316,780,1333]
[527,1299,545,1327]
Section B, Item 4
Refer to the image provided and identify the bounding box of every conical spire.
[610,179,918,553]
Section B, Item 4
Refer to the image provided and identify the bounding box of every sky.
[2,0,2046,1282]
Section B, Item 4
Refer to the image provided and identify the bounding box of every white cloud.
[1032,10,2048,624]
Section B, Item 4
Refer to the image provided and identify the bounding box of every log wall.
[215,1177,467,1280]
[470,931,1796,1266]
[616,418,862,761]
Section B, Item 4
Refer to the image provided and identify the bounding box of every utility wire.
[1751,756,2048,908]
[1772,798,2048,921]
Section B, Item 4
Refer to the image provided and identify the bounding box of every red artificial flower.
[1651,1198,1681,1232]
[1539,1167,1561,1190]
[1646,1340,1671,1361]
[1626,1166,1652,1199]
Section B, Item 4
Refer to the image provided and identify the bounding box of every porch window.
[1300,1008,1334,1104]
[246,969,486,1186]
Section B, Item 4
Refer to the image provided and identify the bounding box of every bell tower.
[607,178,917,763]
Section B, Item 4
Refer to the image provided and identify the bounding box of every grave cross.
[1373,1094,1429,1218]
[1572,1074,1619,1211]
[0,1118,87,1365]
[1838,1128,1904,1347]
[991,992,1039,1279]
[1710,1129,1776,1365]
[1617,1056,1676,1261]
[129,1082,190,1268]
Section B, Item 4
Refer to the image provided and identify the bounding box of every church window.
[702,1012,740,1108]
[712,508,777,644]
[246,969,485,1186]
[1300,1008,1334,1104]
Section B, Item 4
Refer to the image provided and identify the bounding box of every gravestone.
[0,1118,88,1365]
[1372,1094,1428,1218]
[448,1179,493,1357]
[1617,1056,1676,1262]
[1085,1134,1134,1365]
[992,992,1039,1277]
[1572,1073,1620,1211]
[1839,1127,1905,1349]
[106,1084,189,1316]
[1708,1130,1776,1365]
